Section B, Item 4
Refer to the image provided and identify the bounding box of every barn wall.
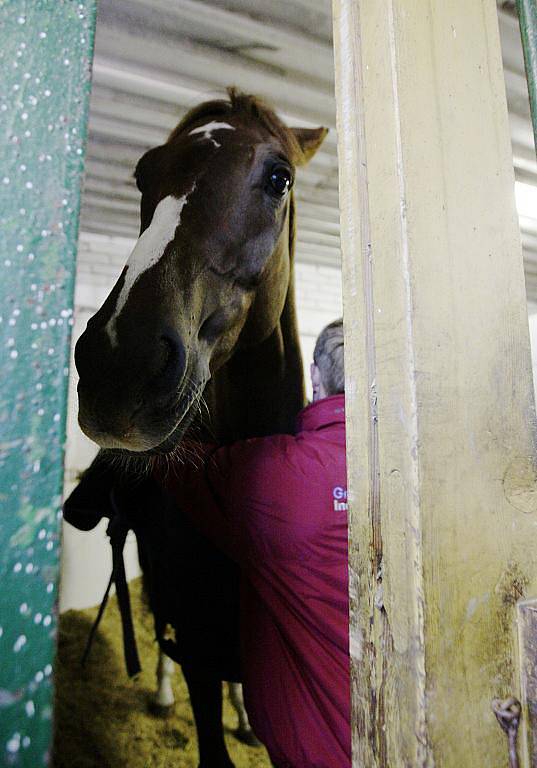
[59,231,343,611]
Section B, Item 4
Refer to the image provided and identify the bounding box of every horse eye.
[269,166,292,196]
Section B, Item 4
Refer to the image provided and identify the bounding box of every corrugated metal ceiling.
[79,0,537,300]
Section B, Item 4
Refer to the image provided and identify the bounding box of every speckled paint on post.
[0,3,96,765]
[516,0,537,154]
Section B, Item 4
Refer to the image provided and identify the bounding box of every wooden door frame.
[332,1,537,765]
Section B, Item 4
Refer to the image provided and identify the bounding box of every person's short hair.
[313,319,345,395]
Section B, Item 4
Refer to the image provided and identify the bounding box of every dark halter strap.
[81,488,141,678]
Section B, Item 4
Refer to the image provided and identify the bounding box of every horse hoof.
[147,699,174,718]
[233,727,262,747]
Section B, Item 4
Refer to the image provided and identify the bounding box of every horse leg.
[227,683,260,747]
[183,668,234,768]
[149,649,175,715]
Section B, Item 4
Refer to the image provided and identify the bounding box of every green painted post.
[0,2,96,765]
[516,0,537,154]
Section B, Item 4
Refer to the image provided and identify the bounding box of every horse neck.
[200,203,305,443]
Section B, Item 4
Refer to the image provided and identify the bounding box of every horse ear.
[291,126,329,165]
[134,145,165,193]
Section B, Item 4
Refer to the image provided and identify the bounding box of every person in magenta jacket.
[157,319,350,768]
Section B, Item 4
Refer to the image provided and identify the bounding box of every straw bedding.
[53,577,270,768]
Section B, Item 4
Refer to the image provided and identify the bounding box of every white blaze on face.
[189,121,235,148]
[106,190,195,346]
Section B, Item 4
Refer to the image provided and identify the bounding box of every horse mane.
[168,87,306,164]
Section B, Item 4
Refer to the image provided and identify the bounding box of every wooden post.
[333,0,537,765]
[0,3,96,764]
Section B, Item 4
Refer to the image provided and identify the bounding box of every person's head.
[310,319,345,402]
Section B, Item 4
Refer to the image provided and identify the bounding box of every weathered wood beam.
[94,26,335,125]
[121,0,334,84]
[333,0,537,764]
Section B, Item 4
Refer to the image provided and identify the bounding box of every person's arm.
[155,436,289,564]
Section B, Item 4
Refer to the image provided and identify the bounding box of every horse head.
[75,90,327,453]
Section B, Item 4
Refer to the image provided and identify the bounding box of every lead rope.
[81,488,141,678]
[81,570,113,669]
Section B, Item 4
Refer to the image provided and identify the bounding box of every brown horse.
[72,89,327,766]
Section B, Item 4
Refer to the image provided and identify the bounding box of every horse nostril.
[157,336,173,376]
[198,311,226,343]
[131,396,146,419]
[152,330,186,395]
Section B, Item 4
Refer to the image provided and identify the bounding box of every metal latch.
[492,697,521,768]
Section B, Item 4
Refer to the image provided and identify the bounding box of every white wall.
[295,262,344,393]
[60,232,343,611]
[60,240,141,612]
